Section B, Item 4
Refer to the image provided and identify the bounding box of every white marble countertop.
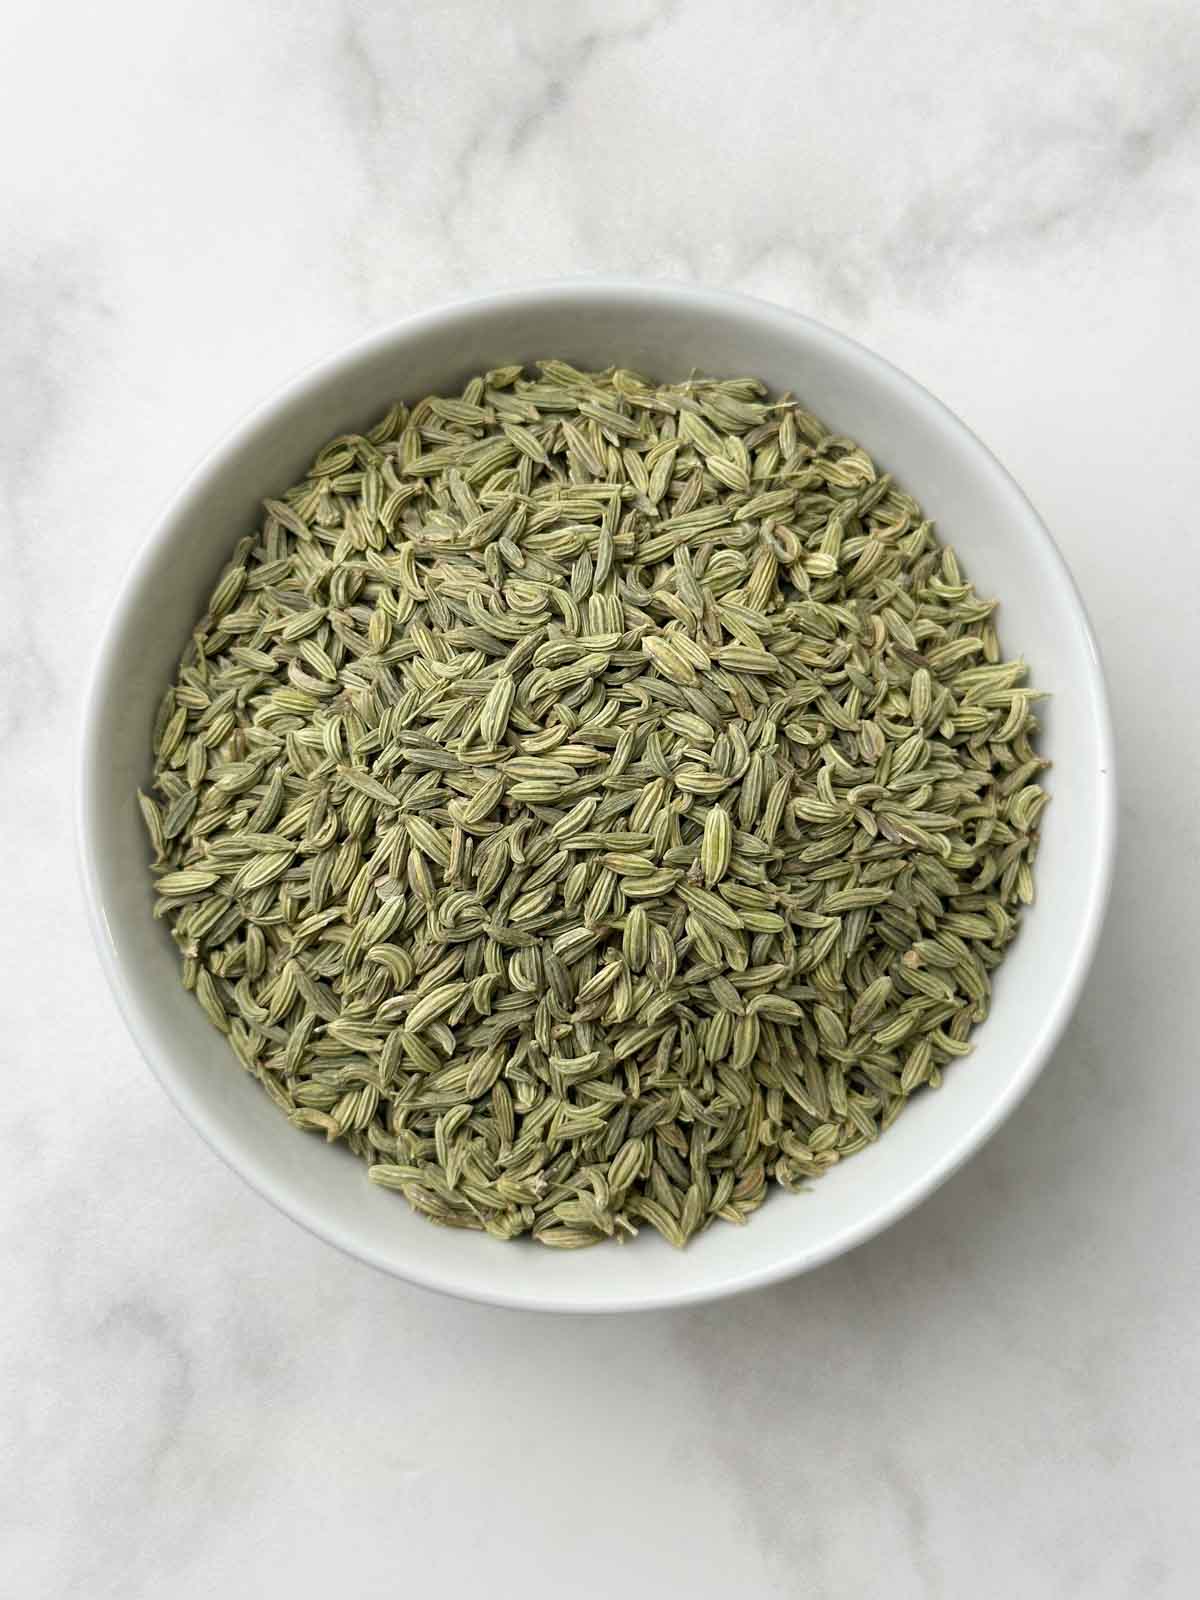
[4,3,1199,1595]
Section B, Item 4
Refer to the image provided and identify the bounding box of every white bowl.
[78,281,1115,1313]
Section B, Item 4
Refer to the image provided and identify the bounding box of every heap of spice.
[139,362,1046,1248]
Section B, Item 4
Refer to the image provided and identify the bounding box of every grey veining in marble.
[3,2,1200,1595]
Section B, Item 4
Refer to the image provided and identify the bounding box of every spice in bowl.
[138,362,1046,1248]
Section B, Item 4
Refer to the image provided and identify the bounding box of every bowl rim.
[77,277,1117,1313]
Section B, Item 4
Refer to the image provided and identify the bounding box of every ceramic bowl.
[78,281,1115,1311]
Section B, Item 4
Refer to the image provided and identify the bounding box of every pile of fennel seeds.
[139,360,1046,1249]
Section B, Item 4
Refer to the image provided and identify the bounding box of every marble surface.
[3,2,1199,1594]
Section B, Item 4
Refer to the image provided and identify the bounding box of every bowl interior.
[80,284,1113,1311]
